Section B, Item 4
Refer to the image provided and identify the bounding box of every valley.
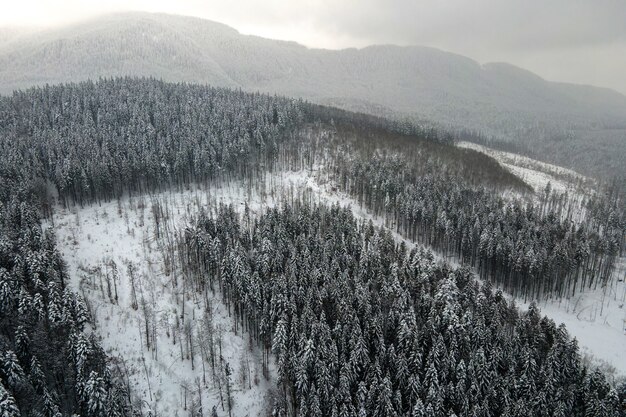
[2,12,626,182]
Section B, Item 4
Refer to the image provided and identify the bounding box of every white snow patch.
[49,182,283,417]
[513,268,626,378]
[456,141,592,195]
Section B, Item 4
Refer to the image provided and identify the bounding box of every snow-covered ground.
[457,141,595,231]
[453,143,625,376]
[456,141,592,195]
[48,170,446,415]
[49,168,625,416]
[516,269,626,379]
[50,182,282,417]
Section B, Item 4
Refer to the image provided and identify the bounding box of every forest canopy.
[0,77,623,416]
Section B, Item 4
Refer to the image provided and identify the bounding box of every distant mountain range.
[1,12,625,180]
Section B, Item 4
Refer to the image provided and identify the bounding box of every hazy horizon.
[1,1,625,95]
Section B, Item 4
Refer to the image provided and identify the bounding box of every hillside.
[0,78,623,416]
[1,12,626,144]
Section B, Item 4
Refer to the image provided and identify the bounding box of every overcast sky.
[1,0,625,95]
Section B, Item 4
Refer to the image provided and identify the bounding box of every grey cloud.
[299,0,626,50]
[270,0,626,93]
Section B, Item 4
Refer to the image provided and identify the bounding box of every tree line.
[0,77,304,209]
[326,146,623,302]
[0,191,131,415]
[180,202,622,416]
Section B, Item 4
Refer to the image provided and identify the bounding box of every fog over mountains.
[1,12,625,179]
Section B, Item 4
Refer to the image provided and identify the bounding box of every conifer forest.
[0,78,624,416]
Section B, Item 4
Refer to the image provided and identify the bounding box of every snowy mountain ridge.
[1,11,626,137]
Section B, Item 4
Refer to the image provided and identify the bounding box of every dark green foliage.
[0,77,528,210]
[0,77,622,416]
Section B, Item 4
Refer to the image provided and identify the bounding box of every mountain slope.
[1,12,625,183]
[1,77,623,415]
[2,12,626,131]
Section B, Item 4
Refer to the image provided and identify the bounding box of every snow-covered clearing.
[456,141,595,226]
[48,169,444,415]
[515,269,626,379]
[49,168,625,416]
[451,143,626,377]
[456,141,592,195]
[50,181,283,417]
